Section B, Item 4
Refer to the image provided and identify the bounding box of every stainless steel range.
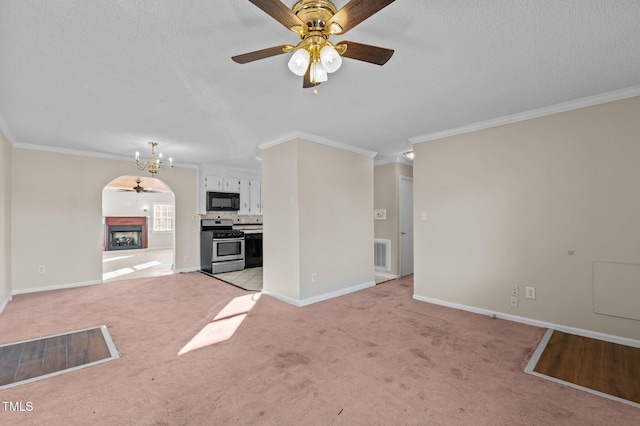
[200,219,245,274]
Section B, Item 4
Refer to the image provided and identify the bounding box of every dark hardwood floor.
[534,330,640,404]
[0,327,111,388]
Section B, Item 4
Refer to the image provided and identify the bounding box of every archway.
[101,175,175,282]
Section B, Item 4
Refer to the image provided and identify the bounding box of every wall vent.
[374,239,391,271]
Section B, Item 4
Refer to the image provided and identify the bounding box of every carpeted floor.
[0,273,638,425]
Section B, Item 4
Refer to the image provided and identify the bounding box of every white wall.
[0,129,11,310]
[413,96,640,341]
[11,148,199,293]
[102,185,175,249]
[262,138,375,305]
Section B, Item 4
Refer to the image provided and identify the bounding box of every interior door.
[399,177,414,276]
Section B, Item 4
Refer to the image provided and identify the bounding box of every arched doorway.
[101,175,175,282]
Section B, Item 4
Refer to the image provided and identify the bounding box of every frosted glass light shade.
[288,49,310,76]
[320,45,342,73]
[311,62,328,83]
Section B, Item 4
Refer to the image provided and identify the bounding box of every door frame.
[399,176,413,277]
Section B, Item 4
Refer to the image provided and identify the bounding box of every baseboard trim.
[173,266,200,274]
[0,294,12,316]
[12,280,103,295]
[374,272,400,280]
[412,294,640,349]
[264,281,376,307]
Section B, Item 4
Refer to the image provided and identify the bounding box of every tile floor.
[213,267,263,292]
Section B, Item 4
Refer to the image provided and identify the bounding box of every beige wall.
[262,140,301,300]
[413,96,640,341]
[374,162,413,276]
[262,138,374,305]
[11,149,199,292]
[0,130,10,308]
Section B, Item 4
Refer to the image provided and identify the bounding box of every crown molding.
[11,141,197,169]
[409,85,640,145]
[259,131,377,158]
[0,112,16,146]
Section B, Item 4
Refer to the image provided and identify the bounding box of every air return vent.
[374,239,391,271]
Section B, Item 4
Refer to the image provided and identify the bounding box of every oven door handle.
[212,237,245,242]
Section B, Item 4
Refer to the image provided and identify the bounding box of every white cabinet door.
[249,180,261,214]
[205,175,224,191]
[239,179,250,215]
[224,177,240,192]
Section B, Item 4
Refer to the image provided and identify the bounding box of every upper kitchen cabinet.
[250,180,262,214]
[239,179,262,215]
[205,176,240,193]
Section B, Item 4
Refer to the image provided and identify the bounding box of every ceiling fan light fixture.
[320,44,342,73]
[311,61,328,83]
[288,49,311,76]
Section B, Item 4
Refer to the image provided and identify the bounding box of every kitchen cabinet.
[250,180,262,214]
[205,176,240,193]
[238,179,262,215]
[239,179,251,215]
[224,177,240,192]
[205,175,224,191]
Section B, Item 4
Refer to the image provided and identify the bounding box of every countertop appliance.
[200,219,245,274]
[206,191,240,212]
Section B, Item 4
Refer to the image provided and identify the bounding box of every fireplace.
[104,217,148,251]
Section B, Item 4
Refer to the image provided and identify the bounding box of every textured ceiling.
[1,0,639,172]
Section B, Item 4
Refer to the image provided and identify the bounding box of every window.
[153,204,174,232]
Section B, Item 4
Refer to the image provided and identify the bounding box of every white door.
[399,177,414,276]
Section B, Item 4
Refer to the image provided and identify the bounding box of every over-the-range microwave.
[206,191,240,212]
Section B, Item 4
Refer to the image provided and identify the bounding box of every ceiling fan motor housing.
[292,0,337,32]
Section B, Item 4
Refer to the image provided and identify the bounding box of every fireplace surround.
[104,217,148,251]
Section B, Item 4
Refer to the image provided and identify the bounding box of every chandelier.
[135,142,173,177]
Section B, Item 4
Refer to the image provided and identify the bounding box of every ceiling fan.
[232,0,396,88]
[118,178,163,194]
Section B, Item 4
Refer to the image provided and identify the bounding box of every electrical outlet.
[510,297,518,308]
[374,209,386,220]
[525,287,536,299]
[510,285,519,297]
[311,273,317,282]
[38,265,46,274]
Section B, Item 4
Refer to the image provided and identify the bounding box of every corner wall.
[413,96,640,341]
[262,138,375,305]
[0,129,11,310]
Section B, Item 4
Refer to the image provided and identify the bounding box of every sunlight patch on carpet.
[179,293,261,355]
[0,325,120,390]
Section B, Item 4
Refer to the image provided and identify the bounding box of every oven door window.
[217,240,242,257]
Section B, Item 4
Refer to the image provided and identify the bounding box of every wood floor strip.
[0,325,119,390]
[525,329,640,408]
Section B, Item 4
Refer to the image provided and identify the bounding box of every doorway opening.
[102,176,175,282]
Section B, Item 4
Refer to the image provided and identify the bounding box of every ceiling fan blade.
[232,45,292,64]
[326,0,396,34]
[302,66,320,89]
[336,41,394,65]
[248,0,305,32]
